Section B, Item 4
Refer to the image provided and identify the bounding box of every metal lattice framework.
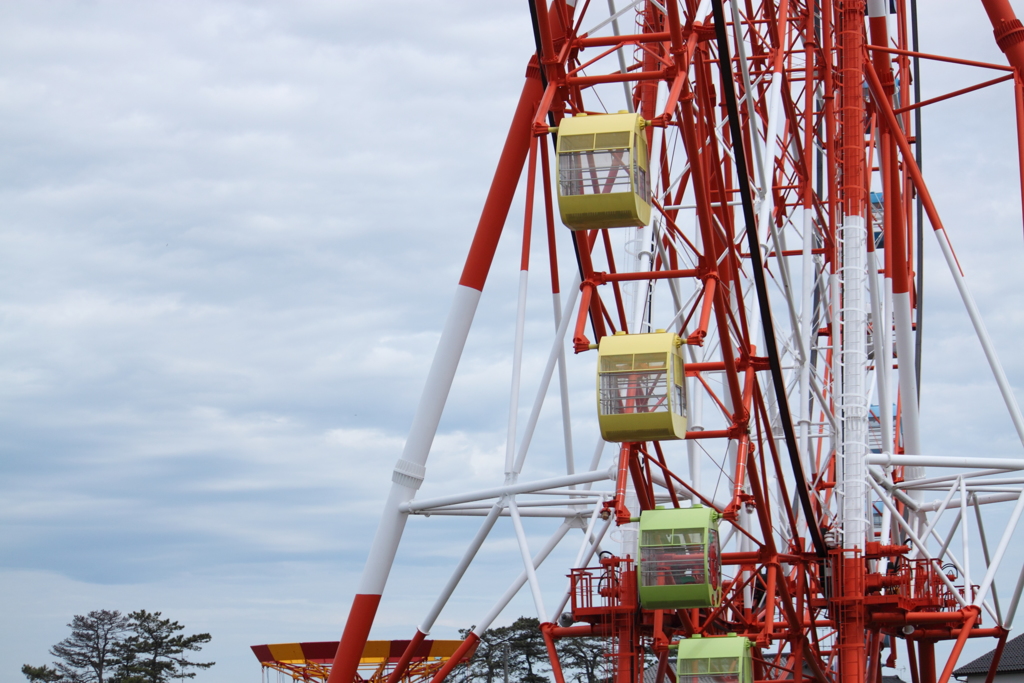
[322,2,1024,683]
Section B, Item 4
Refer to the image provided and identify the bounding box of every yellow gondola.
[556,112,651,230]
[596,331,687,442]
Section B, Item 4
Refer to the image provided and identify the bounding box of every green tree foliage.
[505,618,548,683]
[47,609,129,683]
[115,610,214,683]
[456,618,550,683]
[454,626,508,683]
[21,664,62,683]
[22,610,213,683]
[452,616,661,683]
[554,635,610,683]
[456,616,615,683]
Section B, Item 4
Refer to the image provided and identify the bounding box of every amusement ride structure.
[322,2,1024,683]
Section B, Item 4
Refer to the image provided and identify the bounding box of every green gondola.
[676,635,753,683]
[637,505,721,609]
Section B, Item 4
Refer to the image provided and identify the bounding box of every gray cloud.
[4,0,1024,681]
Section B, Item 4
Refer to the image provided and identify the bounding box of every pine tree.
[114,610,213,683]
[27,609,131,683]
[456,625,509,683]
[506,617,548,683]
[556,635,610,683]
[21,664,62,683]
[457,617,552,683]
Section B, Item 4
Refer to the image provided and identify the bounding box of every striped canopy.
[251,640,463,666]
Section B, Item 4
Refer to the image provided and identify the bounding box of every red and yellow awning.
[251,640,462,666]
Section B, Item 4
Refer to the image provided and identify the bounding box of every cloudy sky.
[3,1,1024,682]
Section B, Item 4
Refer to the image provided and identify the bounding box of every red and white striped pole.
[326,64,544,683]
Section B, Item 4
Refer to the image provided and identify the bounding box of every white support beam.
[868,453,1024,470]
[401,468,616,512]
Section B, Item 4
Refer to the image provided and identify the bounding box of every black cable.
[527,0,598,341]
[709,0,827,558]
[527,0,550,91]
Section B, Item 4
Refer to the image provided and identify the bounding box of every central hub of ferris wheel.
[319,3,1024,683]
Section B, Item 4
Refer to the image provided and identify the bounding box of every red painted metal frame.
[518,1,1018,682]
[328,2,1024,683]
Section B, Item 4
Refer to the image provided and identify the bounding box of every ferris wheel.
[323,2,1024,683]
